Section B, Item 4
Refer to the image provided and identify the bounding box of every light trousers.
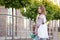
[40,38,47,40]
[34,35,47,40]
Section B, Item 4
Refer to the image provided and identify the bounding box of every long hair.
[36,5,46,22]
[38,5,46,15]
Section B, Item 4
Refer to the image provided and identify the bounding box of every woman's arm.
[42,14,50,25]
[36,15,40,27]
[42,14,46,24]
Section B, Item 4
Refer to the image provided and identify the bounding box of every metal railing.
[0,14,60,40]
[0,14,31,40]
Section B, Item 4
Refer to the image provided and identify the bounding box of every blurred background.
[0,0,60,40]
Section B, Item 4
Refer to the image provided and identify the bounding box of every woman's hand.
[45,21,50,25]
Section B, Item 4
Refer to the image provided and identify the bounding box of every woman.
[35,5,49,40]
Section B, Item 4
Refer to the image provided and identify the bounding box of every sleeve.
[36,15,40,27]
[42,15,46,24]
[36,18,41,28]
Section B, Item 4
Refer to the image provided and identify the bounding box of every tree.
[0,0,32,8]
[0,0,5,6]
[21,0,60,22]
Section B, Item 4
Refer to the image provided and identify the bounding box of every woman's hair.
[38,5,46,15]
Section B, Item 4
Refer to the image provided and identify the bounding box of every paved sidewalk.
[0,39,32,40]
